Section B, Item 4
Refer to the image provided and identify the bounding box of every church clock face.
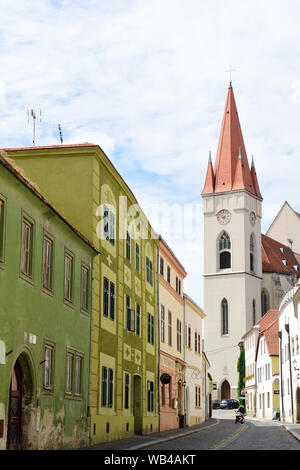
[216,209,231,225]
[249,212,256,226]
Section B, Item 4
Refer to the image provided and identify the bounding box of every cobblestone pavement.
[88,410,300,451]
[147,411,300,450]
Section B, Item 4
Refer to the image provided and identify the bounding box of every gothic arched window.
[219,232,231,269]
[221,298,229,335]
[261,289,269,316]
[252,299,256,325]
[250,234,255,273]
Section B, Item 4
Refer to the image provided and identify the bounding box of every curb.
[128,419,220,450]
[283,426,300,442]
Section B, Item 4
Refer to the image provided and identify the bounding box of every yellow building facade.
[6,143,159,445]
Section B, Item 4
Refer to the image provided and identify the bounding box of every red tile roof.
[202,84,262,199]
[262,234,300,277]
[263,319,279,356]
[255,309,278,333]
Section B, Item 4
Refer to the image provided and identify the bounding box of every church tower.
[202,83,263,400]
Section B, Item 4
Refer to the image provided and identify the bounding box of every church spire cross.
[225,65,236,86]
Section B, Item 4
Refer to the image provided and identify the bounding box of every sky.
[0,0,299,306]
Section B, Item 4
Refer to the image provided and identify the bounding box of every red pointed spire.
[202,84,262,200]
[250,156,263,200]
[201,151,214,195]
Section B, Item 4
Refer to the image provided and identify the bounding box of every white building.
[184,294,206,426]
[202,84,300,401]
[255,315,280,419]
[243,309,278,416]
[279,283,300,423]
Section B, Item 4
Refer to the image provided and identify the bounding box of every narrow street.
[145,410,300,451]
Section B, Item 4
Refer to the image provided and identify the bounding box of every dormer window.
[219,231,231,269]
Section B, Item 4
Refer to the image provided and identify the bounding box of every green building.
[0,151,98,449]
[6,143,159,445]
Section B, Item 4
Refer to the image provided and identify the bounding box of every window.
[146,257,153,286]
[219,231,231,269]
[148,313,154,345]
[160,257,164,276]
[136,303,141,337]
[195,332,197,351]
[136,244,140,272]
[108,368,114,408]
[168,310,172,346]
[0,199,4,261]
[198,334,201,354]
[177,319,182,353]
[124,373,130,409]
[103,277,109,317]
[65,352,73,393]
[252,299,256,325]
[250,234,255,272]
[126,231,131,261]
[221,298,229,335]
[261,289,269,316]
[103,278,115,320]
[75,355,82,395]
[147,380,154,412]
[103,204,115,245]
[195,386,201,407]
[188,326,191,349]
[102,366,114,408]
[81,266,89,311]
[126,295,135,331]
[101,366,108,407]
[21,219,33,277]
[161,305,165,343]
[64,253,73,302]
[44,345,53,389]
[176,277,182,296]
[167,266,171,283]
[43,237,53,290]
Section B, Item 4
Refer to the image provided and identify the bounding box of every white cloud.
[0,0,300,305]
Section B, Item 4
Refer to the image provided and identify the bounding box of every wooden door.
[7,363,22,450]
[221,380,230,399]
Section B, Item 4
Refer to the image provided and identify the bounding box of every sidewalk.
[87,418,219,450]
[246,415,300,442]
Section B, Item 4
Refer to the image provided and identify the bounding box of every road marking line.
[209,424,248,450]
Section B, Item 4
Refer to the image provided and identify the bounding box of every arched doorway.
[7,353,35,450]
[221,380,230,399]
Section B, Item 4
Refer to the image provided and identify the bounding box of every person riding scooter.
[235,405,245,424]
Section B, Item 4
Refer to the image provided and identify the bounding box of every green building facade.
[7,143,159,445]
[0,152,97,449]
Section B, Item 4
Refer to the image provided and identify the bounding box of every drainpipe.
[278,331,285,421]
[157,244,161,432]
[285,323,294,422]
[87,256,94,446]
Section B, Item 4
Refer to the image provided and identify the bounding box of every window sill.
[64,298,74,309]
[42,287,54,298]
[20,271,34,285]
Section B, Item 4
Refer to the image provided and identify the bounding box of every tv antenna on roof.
[27,109,42,146]
[58,124,63,144]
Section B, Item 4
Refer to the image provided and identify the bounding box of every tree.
[237,341,246,409]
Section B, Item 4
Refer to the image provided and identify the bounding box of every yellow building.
[5,143,159,445]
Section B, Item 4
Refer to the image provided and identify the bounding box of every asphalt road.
[146,410,300,450]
